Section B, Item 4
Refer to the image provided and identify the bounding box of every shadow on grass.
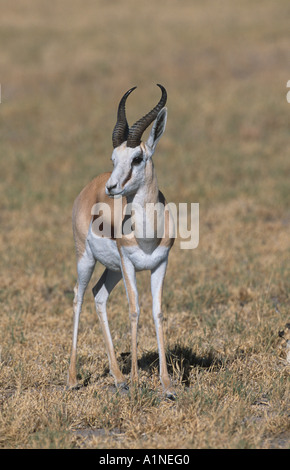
[118,344,223,387]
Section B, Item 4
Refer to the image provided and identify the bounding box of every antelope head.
[105,84,167,197]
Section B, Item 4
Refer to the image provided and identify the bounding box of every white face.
[105,107,167,198]
[105,142,150,197]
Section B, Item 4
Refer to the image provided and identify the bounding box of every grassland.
[0,0,289,449]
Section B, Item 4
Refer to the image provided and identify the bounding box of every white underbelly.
[87,227,121,271]
[87,223,169,272]
[123,244,169,271]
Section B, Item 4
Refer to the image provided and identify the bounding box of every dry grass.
[0,0,289,449]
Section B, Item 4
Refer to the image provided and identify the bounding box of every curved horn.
[112,86,137,148]
[126,84,167,148]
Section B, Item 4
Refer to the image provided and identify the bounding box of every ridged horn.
[112,86,137,148]
[126,84,167,148]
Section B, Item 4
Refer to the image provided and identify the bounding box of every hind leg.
[67,251,96,388]
[93,268,126,388]
[151,260,175,398]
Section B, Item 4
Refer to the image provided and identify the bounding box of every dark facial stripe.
[122,167,133,188]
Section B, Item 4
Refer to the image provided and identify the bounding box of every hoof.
[165,388,177,401]
[116,381,129,390]
[66,383,81,391]
[166,392,176,401]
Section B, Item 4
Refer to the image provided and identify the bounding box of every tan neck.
[126,160,164,248]
[127,159,159,207]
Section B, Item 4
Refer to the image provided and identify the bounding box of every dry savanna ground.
[0,0,289,449]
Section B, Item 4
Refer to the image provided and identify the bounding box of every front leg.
[119,250,140,386]
[151,260,175,398]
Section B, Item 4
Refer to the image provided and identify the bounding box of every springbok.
[67,84,175,397]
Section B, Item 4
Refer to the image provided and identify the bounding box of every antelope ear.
[146,107,167,155]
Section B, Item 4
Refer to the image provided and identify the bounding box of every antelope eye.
[132,155,143,166]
